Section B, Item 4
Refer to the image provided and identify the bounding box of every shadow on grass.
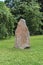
[7,46,31,53]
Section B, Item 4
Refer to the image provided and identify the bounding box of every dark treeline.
[0,0,43,39]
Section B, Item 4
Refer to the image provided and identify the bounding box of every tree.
[5,0,43,35]
[0,2,14,39]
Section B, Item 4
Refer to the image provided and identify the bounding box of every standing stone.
[15,19,30,49]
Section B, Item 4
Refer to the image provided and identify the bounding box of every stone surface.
[15,19,30,49]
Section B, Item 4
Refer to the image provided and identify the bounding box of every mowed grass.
[0,35,43,65]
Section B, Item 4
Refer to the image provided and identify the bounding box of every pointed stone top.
[18,19,26,27]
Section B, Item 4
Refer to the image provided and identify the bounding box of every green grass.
[0,35,43,65]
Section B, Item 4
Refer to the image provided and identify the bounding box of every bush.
[0,2,15,39]
[4,0,43,35]
[10,1,42,35]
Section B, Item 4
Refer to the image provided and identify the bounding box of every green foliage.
[0,2,14,39]
[9,0,42,35]
[4,0,43,35]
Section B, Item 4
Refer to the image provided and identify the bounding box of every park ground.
[0,35,43,65]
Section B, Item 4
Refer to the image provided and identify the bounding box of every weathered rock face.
[15,19,30,49]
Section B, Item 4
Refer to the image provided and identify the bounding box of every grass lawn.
[0,35,43,65]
